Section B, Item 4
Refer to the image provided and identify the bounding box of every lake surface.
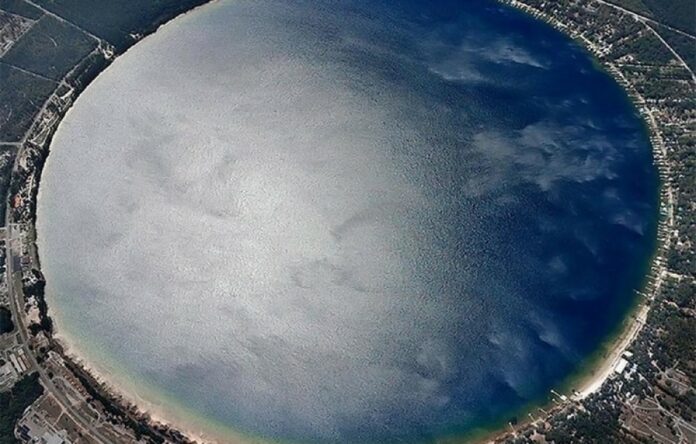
[37,0,658,442]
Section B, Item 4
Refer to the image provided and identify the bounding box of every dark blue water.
[39,0,658,442]
[307,3,660,440]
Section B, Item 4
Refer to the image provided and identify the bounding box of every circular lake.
[37,0,658,442]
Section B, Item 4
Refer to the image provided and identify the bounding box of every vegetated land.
[2,15,96,80]
[0,0,209,146]
[655,26,695,72]
[0,306,13,334]
[0,64,56,142]
[611,31,674,64]
[607,0,696,34]
[33,0,210,51]
[0,373,43,444]
[0,0,42,20]
[0,146,17,221]
[606,0,696,70]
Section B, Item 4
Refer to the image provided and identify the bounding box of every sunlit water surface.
[37,0,658,442]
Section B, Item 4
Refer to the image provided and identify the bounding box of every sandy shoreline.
[464,303,652,443]
[573,303,649,399]
[49,331,255,444]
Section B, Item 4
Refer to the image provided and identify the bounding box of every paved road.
[4,224,109,444]
[596,1,696,82]
[644,23,696,82]
[1,4,118,441]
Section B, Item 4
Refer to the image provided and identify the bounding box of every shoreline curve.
[24,1,673,443]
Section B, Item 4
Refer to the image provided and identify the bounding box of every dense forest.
[609,0,695,71]
[609,0,696,33]
[32,0,210,51]
[0,373,43,444]
[0,307,13,334]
